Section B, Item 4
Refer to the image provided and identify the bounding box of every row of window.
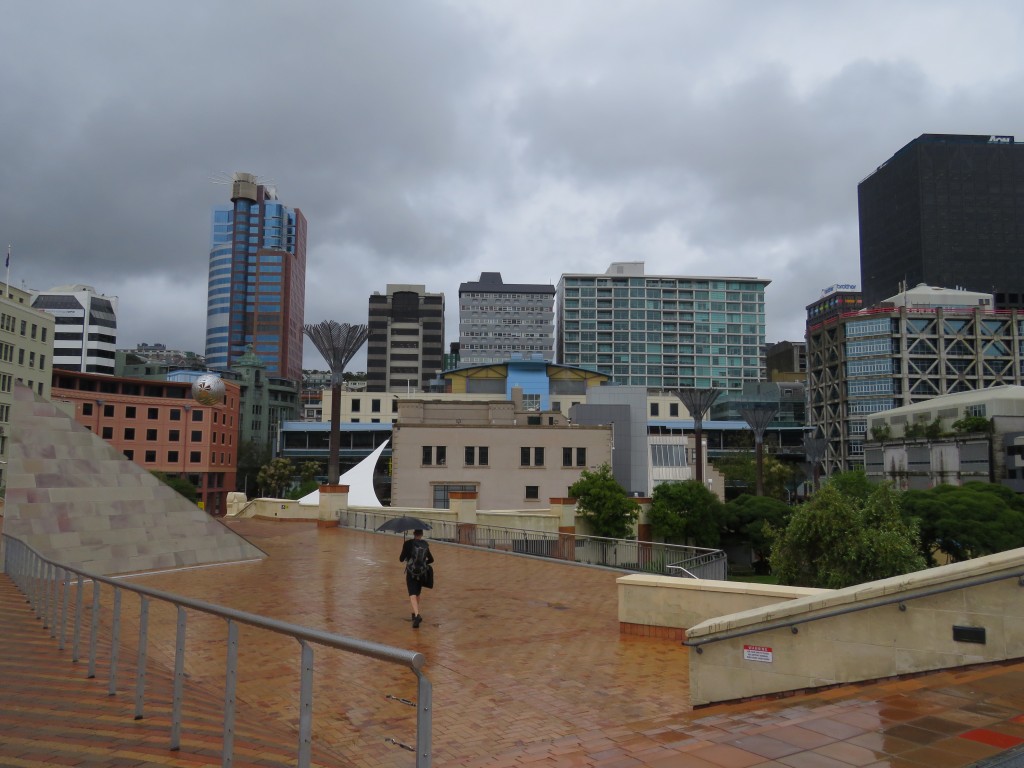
[429,482,549,507]
[1,314,48,342]
[420,445,587,468]
[123,449,231,466]
[82,403,205,421]
[0,344,45,370]
[97,426,207,443]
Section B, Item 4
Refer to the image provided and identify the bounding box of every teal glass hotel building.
[556,262,769,390]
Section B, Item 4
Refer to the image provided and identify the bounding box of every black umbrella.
[376,516,433,533]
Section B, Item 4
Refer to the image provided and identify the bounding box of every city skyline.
[3,3,1024,372]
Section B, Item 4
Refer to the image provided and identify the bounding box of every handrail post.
[72,573,84,662]
[415,671,433,768]
[58,568,69,650]
[222,619,238,767]
[88,580,100,679]
[170,606,186,750]
[134,595,149,719]
[297,639,314,768]
[108,588,121,696]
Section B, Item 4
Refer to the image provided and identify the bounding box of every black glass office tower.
[858,134,1024,309]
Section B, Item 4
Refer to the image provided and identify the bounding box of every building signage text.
[743,644,773,663]
[989,135,1014,144]
[820,283,858,297]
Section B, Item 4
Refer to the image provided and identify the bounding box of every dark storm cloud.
[2,0,1024,359]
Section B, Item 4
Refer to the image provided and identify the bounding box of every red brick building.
[51,371,240,516]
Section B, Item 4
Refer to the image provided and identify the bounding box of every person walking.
[399,529,434,628]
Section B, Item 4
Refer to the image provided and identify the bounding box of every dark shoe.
[412,615,422,628]
[411,612,416,622]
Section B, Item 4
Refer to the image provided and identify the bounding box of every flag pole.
[5,245,10,299]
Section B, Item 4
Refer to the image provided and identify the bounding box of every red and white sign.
[743,644,773,663]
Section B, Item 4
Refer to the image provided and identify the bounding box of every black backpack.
[407,541,430,580]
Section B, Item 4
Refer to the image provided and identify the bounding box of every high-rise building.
[366,284,445,392]
[31,284,117,375]
[859,133,1024,309]
[806,284,1021,474]
[204,172,307,382]
[556,262,769,390]
[458,272,555,365]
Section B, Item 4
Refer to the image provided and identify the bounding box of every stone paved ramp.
[4,518,1024,767]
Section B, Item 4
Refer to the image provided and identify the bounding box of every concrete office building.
[31,285,117,375]
[806,284,1023,474]
[458,272,555,365]
[859,133,1024,309]
[366,284,444,393]
[557,262,769,390]
[204,172,307,382]
[0,284,55,485]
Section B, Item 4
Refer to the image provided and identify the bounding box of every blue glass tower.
[204,173,307,381]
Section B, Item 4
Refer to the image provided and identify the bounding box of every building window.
[148,407,159,420]
[124,428,135,440]
[192,410,203,422]
[432,483,477,509]
[146,429,158,441]
[191,430,202,443]
[650,402,659,417]
[168,451,179,463]
[352,399,361,412]
[465,446,489,466]
[576,447,586,467]
[144,450,156,463]
[126,406,136,418]
[670,403,679,417]
[371,399,381,413]
[170,409,181,421]
[169,429,180,441]
[521,447,544,467]
[124,450,134,460]
[422,445,447,465]
[103,404,114,417]
[525,485,539,500]
[190,451,201,463]
[101,426,113,440]
[82,403,93,416]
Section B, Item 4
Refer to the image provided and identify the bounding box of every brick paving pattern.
[3,518,1024,767]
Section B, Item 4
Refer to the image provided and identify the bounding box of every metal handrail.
[684,567,1024,651]
[1,532,432,768]
[338,508,728,579]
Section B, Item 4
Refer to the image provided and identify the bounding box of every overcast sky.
[3,1,1023,372]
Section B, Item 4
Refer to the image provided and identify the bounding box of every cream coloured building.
[390,396,612,510]
[0,284,55,485]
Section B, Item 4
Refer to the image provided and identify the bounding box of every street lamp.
[674,388,720,487]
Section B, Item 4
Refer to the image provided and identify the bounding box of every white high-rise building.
[31,284,118,375]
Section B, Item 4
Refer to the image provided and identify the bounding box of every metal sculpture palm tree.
[739,403,779,496]
[303,321,369,484]
[674,388,720,487]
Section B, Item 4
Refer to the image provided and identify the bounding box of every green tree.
[827,468,873,503]
[152,472,199,504]
[648,480,722,547]
[769,480,924,588]
[237,440,272,497]
[284,460,324,500]
[951,415,992,434]
[257,458,294,498]
[869,424,892,442]
[568,464,639,539]
[902,482,1024,564]
[722,494,791,569]
[710,451,790,500]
